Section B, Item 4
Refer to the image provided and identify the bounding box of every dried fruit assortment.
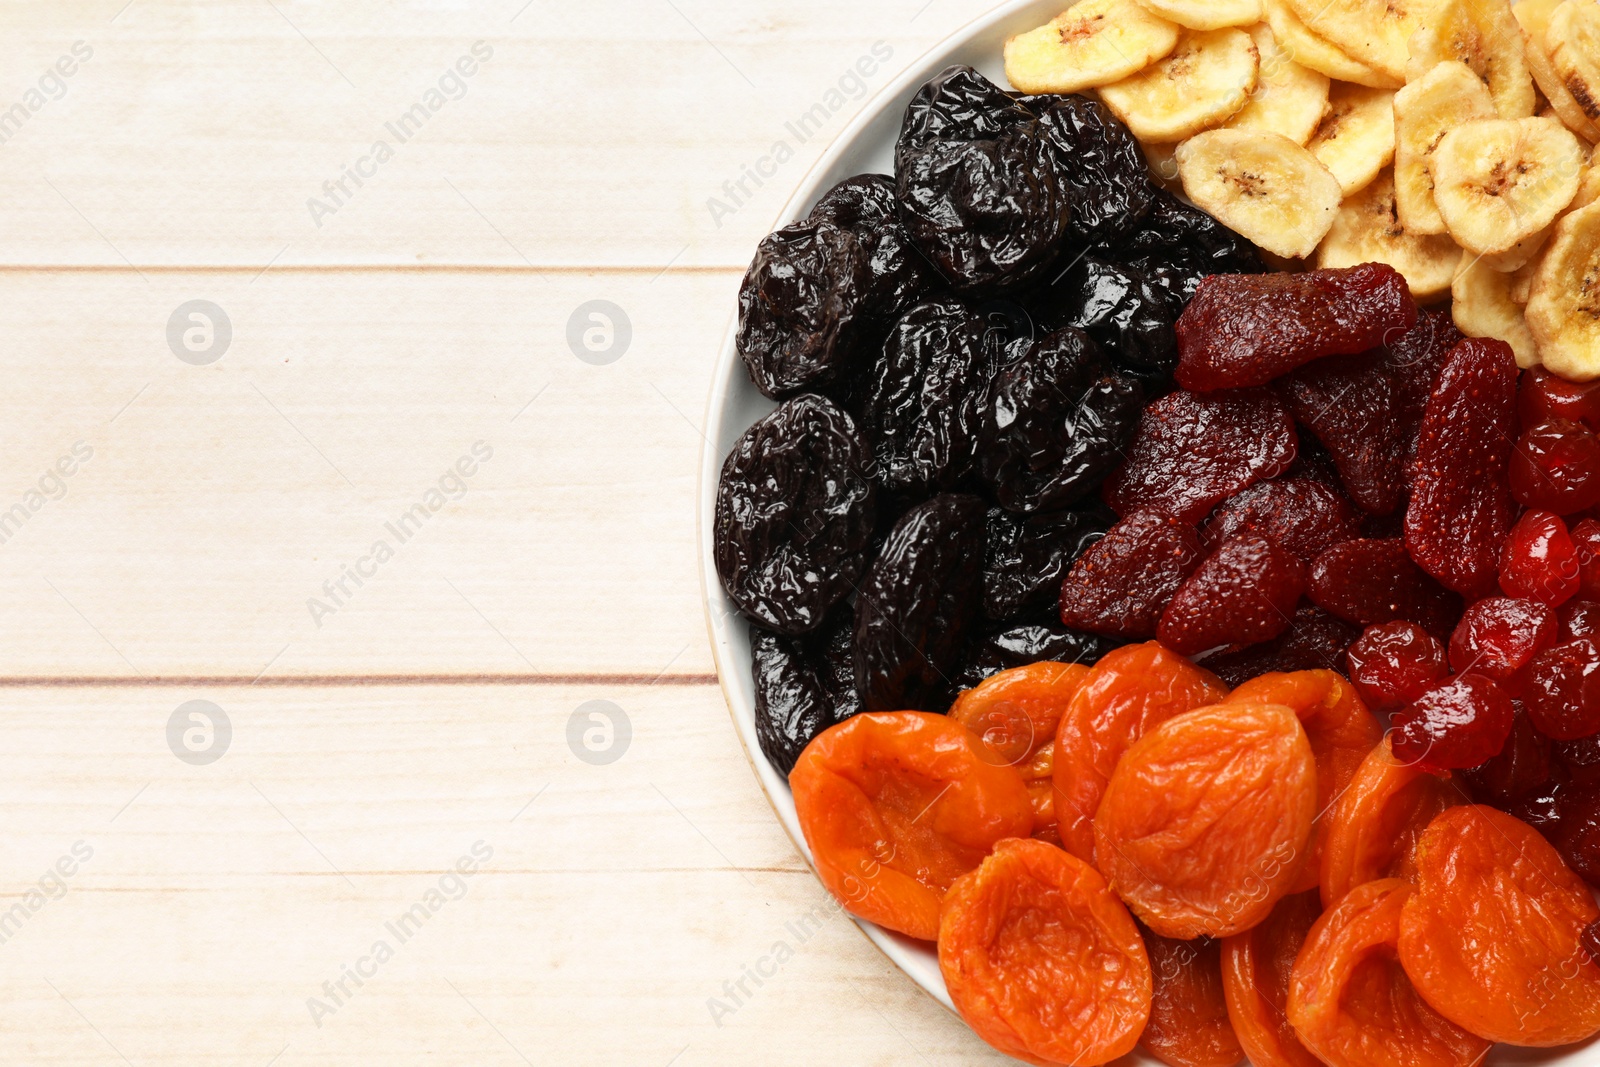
[716,20,1600,1066]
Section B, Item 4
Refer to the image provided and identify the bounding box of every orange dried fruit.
[1319,737,1459,907]
[1287,878,1491,1067]
[1398,804,1600,1046]
[940,838,1151,1067]
[1227,670,1383,892]
[1094,702,1318,938]
[790,711,1034,941]
[1052,642,1228,861]
[1141,928,1245,1067]
[1221,892,1324,1067]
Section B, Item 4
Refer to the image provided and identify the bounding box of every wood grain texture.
[0,0,1022,1062]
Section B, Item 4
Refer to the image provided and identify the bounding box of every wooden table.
[0,1,1019,1062]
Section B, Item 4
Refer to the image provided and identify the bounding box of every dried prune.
[1053,642,1227,862]
[1320,738,1458,907]
[1104,389,1298,524]
[865,301,992,494]
[1392,674,1516,774]
[1280,350,1409,515]
[1202,478,1361,563]
[736,221,874,399]
[854,494,985,712]
[1123,189,1264,315]
[715,395,877,634]
[1405,338,1519,599]
[1516,637,1600,741]
[1288,879,1491,1067]
[1221,892,1324,1067]
[1449,596,1556,680]
[983,504,1110,621]
[1197,605,1359,688]
[1397,805,1600,1046]
[1464,707,1554,807]
[1346,623,1450,711]
[790,711,1033,940]
[1308,539,1462,638]
[977,327,1143,513]
[895,67,1070,292]
[940,839,1151,1066]
[1029,94,1154,246]
[1158,534,1307,656]
[1511,419,1600,515]
[1175,265,1417,393]
[1032,257,1177,375]
[750,607,860,775]
[807,174,935,317]
[1141,930,1243,1067]
[1060,509,1204,639]
[951,621,1114,692]
[1500,509,1583,608]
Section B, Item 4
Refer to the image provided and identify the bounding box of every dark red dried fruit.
[1060,509,1204,640]
[1174,264,1417,392]
[1515,638,1600,741]
[1558,733,1600,787]
[1500,510,1582,608]
[1583,918,1600,965]
[1158,534,1307,656]
[1575,519,1600,599]
[1198,605,1358,688]
[1405,339,1519,599]
[1104,389,1297,524]
[1464,707,1554,807]
[1392,674,1516,774]
[1510,781,1567,838]
[1561,600,1600,642]
[1510,420,1600,515]
[1202,478,1361,563]
[1307,539,1461,638]
[1448,597,1558,681]
[1519,367,1600,430]
[1556,781,1600,886]
[1345,622,1450,711]
[1383,308,1464,425]
[1280,350,1409,516]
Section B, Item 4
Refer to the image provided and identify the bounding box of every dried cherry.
[751,607,859,775]
[1557,732,1600,786]
[1500,510,1583,608]
[1345,622,1450,712]
[1577,518,1600,599]
[1320,738,1459,907]
[715,394,877,634]
[1391,674,1516,774]
[1197,605,1358,688]
[1463,707,1554,808]
[1158,534,1307,656]
[1202,478,1361,563]
[1141,930,1243,1067]
[1308,539,1461,638]
[1059,509,1204,640]
[1448,596,1557,680]
[1220,892,1324,1067]
[1560,599,1600,641]
[1515,637,1600,741]
[1511,419,1600,515]
[1520,366,1600,429]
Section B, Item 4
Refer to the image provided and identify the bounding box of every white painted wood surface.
[0,0,1024,1063]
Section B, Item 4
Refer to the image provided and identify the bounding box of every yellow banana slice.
[1227,23,1331,144]
[1453,257,1543,366]
[1526,201,1600,379]
[1574,154,1600,209]
[1262,0,1402,87]
[1309,84,1397,196]
[1512,254,1543,303]
[1134,0,1263,30]
[1550,2,1600,129]
[1316,170,1463,302]
[1518,1,1600,142]
[1176,128,1344,258]
[1394,61,1499,234]
[1480,224,1555,272]
[1284,0,1439,84]
[1432,116,1585,254]
[1514,0,1562,39]
[1142,139,1183,187]
[1004,0,1182,94]
[1099,28,1261,142]
[1407,0,1536,118]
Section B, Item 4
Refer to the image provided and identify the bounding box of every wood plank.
[0,682,1014,1065]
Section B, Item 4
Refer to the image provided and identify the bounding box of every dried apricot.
[1227,671,1383,893]
[1319,738,1459,907]
[1397,805,1600,1046]
[1221,892,1324,1067]
[1287,879,1491,1067]
[790,711,1033,941]
[939,838,1151,1067]
[1052,642,1228,862]
[950,662,1089,841]
[1141,929,1244,1067]
[1094,702,1317,939]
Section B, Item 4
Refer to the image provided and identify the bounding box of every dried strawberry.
[1157,534,1307,656]
[1103,389,1297,524]
[1197,605,1357,687]
[1392,673,1516,774]
[1382,308,1464,431]
[1280,351,1409,515]
[1448,597,1557,680]
[1519,367,1600,430]
[1559,734,1600,786]
[1307,538,1462,637]
[1174,264,1417,392]
[1060,509,1203,640]
[1562,600,1600,642]
[1405,338,1519,599]
[1463,707,1554,807]
[1500,510,1582,608]
[1200,477,1360,562]
[1345,621,1449,711]
[1515,638,1600,741]
[1575,519,1600,599]
[1510,420,1600,515]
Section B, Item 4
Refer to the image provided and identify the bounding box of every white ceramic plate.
[695,3,1600,1062]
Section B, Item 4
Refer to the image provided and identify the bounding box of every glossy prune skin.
[855,494,987,712]
[979,327,1144,513]
[808,174,936,315]
[714,395,877,635]
[895,67,1071,293]
[1026,94,1154,245]
[750,608,861,775]
[1033,257,1177,374]
[952,621,1117,692]
[1122,190,1264,315]
[866,300,994,495]
[983,504,1113,622]
[737,220,876,400]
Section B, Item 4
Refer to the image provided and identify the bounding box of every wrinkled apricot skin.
[1319,738,1459,907]
[790,712,1034,941]
[1398,805,1600,1046]
[1227,671,1382,893]
[1094,702,1317,939]
[939,838,1151,1067]
[1288,879,1491,1067]
[1141,929,1244,1067]
[1053,643,1228,862]
[1222,892,1324,1067]
[951,663,1089,841]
